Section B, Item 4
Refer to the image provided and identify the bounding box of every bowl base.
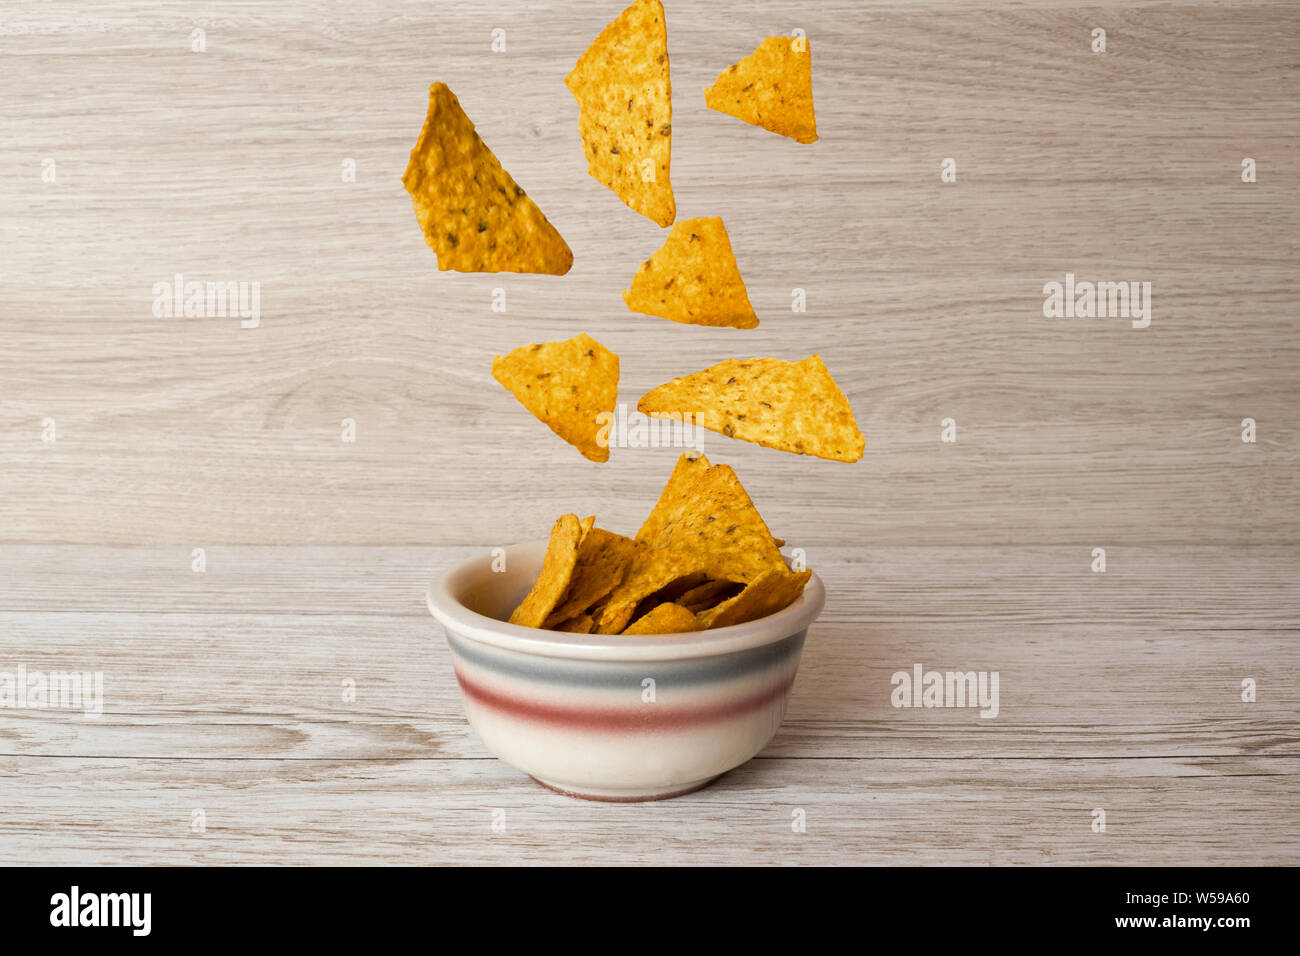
[529,774,720,802]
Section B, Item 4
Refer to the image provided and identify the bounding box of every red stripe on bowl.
[454,670,795,732]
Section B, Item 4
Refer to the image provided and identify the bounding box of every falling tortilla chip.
[492,332,619,462]
[565,0,676,226]
[636,454,786,584]
[638,355,864,462]
[623,602,700,635]
[402,82,573,275]
[622,217,758,329]
[543,527,639,626]
[508,514,585,627]
[704,37,818,144]
[698,566,812,629]
[594,544,705,634]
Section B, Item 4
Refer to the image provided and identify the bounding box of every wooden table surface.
[2,1,1298,864]
[1,545,1297,865]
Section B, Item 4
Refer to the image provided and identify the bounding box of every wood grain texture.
[1,1,1298,545]
[2,756,1295,866]
[1,0,1298,866]
[0,545,1296,864]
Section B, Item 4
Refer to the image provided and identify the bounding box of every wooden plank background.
[0,0,1297,865]
[1,0,1296,545]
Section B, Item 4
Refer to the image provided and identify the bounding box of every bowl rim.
[426,540,826,662]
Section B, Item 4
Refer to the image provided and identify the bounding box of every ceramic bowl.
[426,541,825,801]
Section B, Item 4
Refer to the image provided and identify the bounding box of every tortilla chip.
[772,538,786,548]
[622,570,708,628]
[677,579,742,613]
[622,602,700,635]
[638,354,864,462]
[492,333,619,462]
[508,514,585,627]
[594,544,705,634]
[635,452,710,543]
[564,0,675,226]
[698,566,812,629]
[401,83,573,275]
[543,527,639,626]
[704,37,818,144]
[636,455,786,584]
[555,613,596,634]
[643,571,709,605]
[622,217,758,329]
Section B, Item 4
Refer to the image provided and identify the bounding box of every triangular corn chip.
[622,217,758,328]
[698,566,812,629]
[554,613,596,634]
[677,579,742,613]
[638,355,864,462]
[636,455,786,584]
[704,37,818,144]
[492,333,619,462]
[543,527,639,626]
[508,514,585,627]
[594,544,705,634]
[402,83,573,275]
[623,602,700,635]
[565,0,676,226]
[634,452,710,545]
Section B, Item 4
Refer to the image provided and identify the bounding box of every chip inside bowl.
[623,602,700,635]
[505,454,809,633]
[507,513,586,627]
